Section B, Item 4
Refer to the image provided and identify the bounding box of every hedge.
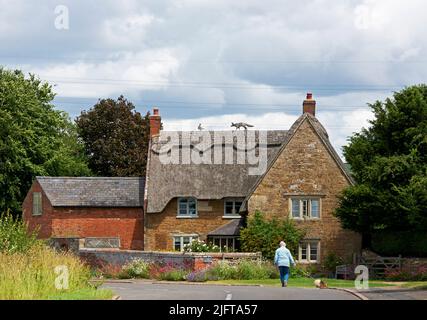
[371,231,427,257]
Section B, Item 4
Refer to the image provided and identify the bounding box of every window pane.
[178,199,188,215]
[302,200,309,217]
[310,242,318,261]
[188,199,197,215]
[225,202,234,215]
[183,237,190,244]
[300,243,307,260]
[33,192,42,215]
[291,199,300,218]
[311,199,319,218]
[234,202,243,214]
[174,237,181,251]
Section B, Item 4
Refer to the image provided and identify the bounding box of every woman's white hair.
[280,241,286,247]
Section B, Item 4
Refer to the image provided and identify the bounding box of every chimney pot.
[303,93,316,116]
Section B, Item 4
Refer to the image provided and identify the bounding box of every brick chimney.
[303,92,316,116]
[149,107,161,137]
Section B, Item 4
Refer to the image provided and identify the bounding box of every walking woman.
[274,241,296,287]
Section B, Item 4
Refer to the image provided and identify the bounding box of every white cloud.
[164,108,374,160]
[1,0,425,153]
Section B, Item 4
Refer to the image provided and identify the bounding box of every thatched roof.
[145,113,353,214]
[145,130,288,213]
[36,177,145,207]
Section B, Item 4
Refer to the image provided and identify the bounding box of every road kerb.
[332,287,369,300]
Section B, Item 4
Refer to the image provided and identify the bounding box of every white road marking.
[225,292,232,300]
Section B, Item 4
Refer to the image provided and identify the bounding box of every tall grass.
[0,243,112,300]
[0,211,112,300]
[0,210,38,253]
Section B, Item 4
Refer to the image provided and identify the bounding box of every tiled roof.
[208,218,244,236]
[36,177,145,207]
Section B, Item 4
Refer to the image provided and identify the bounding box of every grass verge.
[207,278,399,288]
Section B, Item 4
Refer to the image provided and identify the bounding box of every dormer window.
[177,197,198,217]
[224,199,243,218]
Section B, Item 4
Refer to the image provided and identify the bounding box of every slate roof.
[207,218,244,236]
[145,130,288,213]
[36,177,145,207]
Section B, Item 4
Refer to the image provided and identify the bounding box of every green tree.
[76,96,151,177]
[335,85,427,247]
[0,68,91,215]
[240,211,305,260]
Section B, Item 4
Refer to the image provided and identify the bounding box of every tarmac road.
[102,280,358,300]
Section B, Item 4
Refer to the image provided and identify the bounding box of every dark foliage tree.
[335,85,427,247]
[0,68,91,215]
[76,96,151,177]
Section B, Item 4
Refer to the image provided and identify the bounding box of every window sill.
[176,215,199,219]
[222,215,241,219]
[291,217,320,221]
[297,260,319,264]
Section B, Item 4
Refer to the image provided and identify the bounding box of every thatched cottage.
[23,93,361,263]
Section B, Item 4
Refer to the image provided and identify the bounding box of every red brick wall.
[22,181,144,250]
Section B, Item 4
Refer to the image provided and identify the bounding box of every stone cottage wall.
[248,119,362,263]
[144,198,239,251]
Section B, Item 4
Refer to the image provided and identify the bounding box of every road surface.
[102,281,358,300]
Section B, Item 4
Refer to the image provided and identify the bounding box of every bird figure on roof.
[198,123,204,131]
[231,122,254,130]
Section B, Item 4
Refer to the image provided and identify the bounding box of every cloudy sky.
[1,0,427,158]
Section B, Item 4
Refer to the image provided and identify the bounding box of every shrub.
[187,270,209,282]
[149,262,190,281]
[0,210,39,254]
[384,266,427,281]
[183,239,220,253]
[322,253,344,273]
[97,262,127,279]
[122,259,150,279]
[206,260,237,280]
[290,265,311,278]
[206,260,279,280]
[240,211,305,260]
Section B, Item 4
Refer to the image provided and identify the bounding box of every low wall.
[79,248,261,271]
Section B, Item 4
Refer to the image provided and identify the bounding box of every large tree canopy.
[76,96,151,177]
[0,68,91,214]
[335,85,427,244]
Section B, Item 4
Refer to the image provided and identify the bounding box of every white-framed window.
[298,241,320,263]
[224,199,243,217]
[208,236,239,252]
[177,197,198,217]
[173,235,198,251]
[32,192,43,216]
[290,198,320,219]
